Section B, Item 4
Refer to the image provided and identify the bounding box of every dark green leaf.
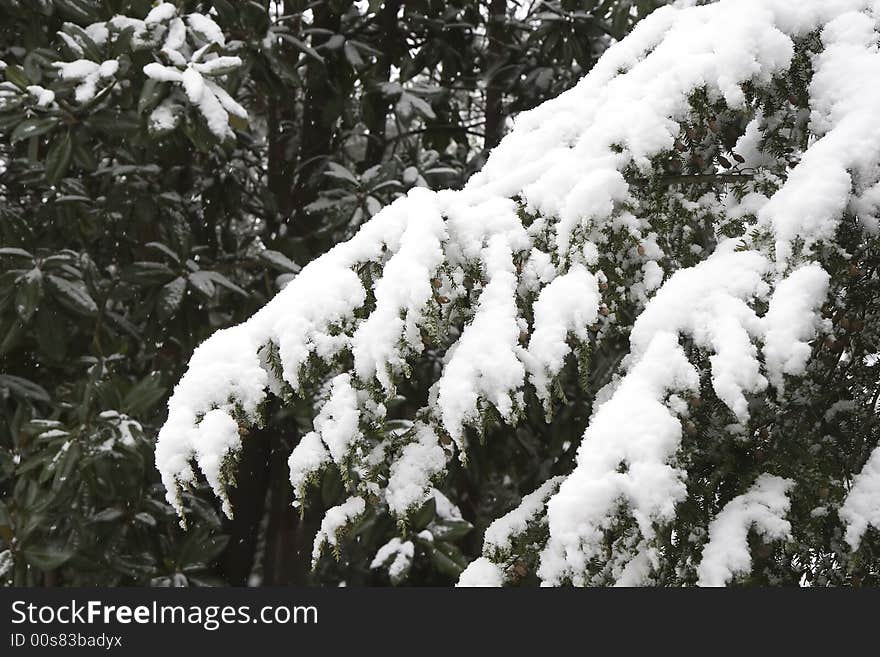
[145,242,181,264]
[91,508,124,523]
[343,41,364,69]
[123,262,177,285]
[429,519,473,542]
[14,268,43,323]
[46,275,98,316]
[134,512,156,527]
[56,0,102,27]
[324,162,359,185]
[259,249,300,273]
[11,116,59,143]
[0,320,25,356]
[45,131,73,185]
[158,276,186,319]
[35,306,67,361]
[4,64,29,90]
[429,544,465,579]
[187,271,216,299]
[411,495,436,531]
[23,545,74,571]
[0,375,50,403]
[86,111,139,136]
[0,247,34,261]
[122,373,166,416]
[138,79,167,115]
[71,137,97,170]
[203,271,247,297]
[278,34,324,63]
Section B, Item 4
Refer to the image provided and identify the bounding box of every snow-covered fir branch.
[156,0,880,586]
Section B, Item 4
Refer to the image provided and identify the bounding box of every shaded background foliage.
[0,0,664,586]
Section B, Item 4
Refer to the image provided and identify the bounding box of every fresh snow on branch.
[457,475,565,586]
[696,474,794,587]
[483,476,564,562]
[840,447,880,550]
[312,496,366,565]
[370,538,415,584]
[762,264,831,394]
[156,0,880,584]
[457,557,506,587]
[385,423,448,517]
[522,266,599,406]
[53,59,118,103]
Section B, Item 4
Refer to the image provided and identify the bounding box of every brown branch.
[634,173,756,187]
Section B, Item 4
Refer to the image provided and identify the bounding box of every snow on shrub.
[50,1,246,138]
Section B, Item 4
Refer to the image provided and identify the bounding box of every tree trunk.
[265,2,301,239]
[363,0,402,168]
[262,423,313,585]
[288,3,350,243]
[221,427,271,585]
[265,96,287,241]
[484,0,508,151]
